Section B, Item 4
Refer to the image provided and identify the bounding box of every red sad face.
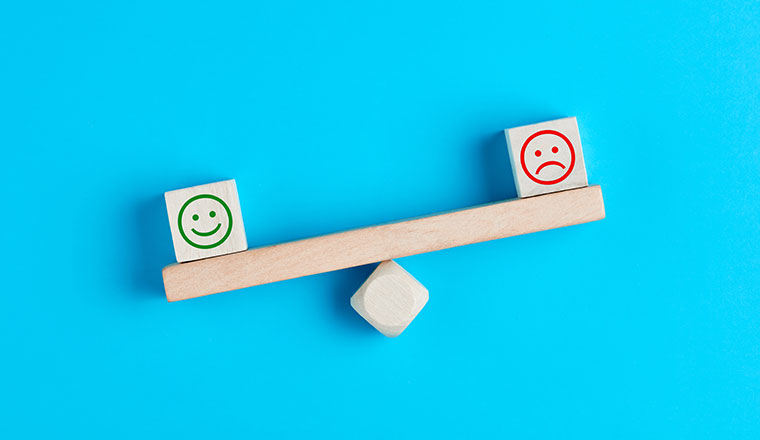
[519,129,576,185]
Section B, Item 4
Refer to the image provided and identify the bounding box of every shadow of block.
[131,194,174,299]
[481,131,517,201]
[330,263,380,334]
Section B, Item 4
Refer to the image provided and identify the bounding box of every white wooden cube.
[165,179,247,263]
[350,260,428,337]
[504,117,588,198]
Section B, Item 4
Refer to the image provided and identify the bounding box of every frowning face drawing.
[519,129,576,185]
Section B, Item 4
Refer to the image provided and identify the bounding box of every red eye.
[552,146,559,153]
[534,150,542,157]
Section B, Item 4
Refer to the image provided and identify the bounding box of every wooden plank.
[163,185,605,302]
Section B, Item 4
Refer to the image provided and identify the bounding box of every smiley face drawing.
[519,129,576,185]
[177,194,233,249]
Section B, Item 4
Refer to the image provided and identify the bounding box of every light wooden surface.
[163,185,605,302]
[505,117,588,198]
[350,260,429,337]
[165,179,247,263]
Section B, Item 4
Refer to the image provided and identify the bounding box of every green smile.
[191,223,221,237]
[178,193,233,249]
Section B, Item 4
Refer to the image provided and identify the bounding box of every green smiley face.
[178,194,233,249]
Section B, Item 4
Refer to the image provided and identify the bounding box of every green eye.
[209,211,216,218]
[192,214,199,221]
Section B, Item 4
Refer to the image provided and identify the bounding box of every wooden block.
[504,117,588,198]
[163,185,604,301]
[350,260,428,337]
[164,179,247,263]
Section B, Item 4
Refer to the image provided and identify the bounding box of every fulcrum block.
[350,260,428,337]
[504,116,588,198]
[165,179,247,263]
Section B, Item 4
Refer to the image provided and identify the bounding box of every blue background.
[1,1,759,438]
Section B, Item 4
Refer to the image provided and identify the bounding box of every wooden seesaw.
[162,185,605,302]
[161,117,604,336]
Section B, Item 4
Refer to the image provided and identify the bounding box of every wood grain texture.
[163,185,605,302]
[350,260,429,337]
[164,179,247,263]
[504,117,588,198]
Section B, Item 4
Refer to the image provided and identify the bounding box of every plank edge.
[163,185,605,302]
